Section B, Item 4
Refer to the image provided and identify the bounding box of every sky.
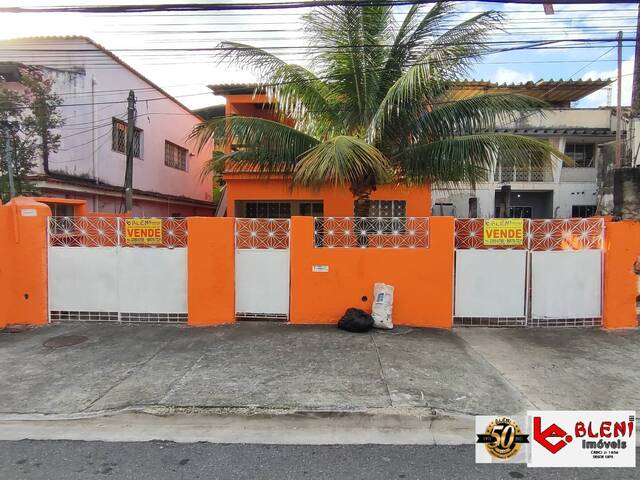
[0,0,636,110]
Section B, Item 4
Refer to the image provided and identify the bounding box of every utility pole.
[631,3,640,114]
[615,31,623,168]
[124,90,136,213]
[3,129,16,199]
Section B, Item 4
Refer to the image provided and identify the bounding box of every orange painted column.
[289,216,454,328]
[187,217,236,326]
[0,197,50,327]
[603,220,640,329]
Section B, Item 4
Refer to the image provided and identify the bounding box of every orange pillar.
[187,217,236,326]
[0,197,50,327]
[603,220,640,329]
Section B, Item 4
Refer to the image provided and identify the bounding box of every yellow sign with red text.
[124,218,163,245]
[483,219,524,246]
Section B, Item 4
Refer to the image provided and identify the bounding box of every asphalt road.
[0,441,638,480]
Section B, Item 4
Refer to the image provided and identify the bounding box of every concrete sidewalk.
[0,322,638,443]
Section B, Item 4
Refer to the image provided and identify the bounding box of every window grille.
[112,118,142,158]
[314,217,429,249]
[164,141,188,171]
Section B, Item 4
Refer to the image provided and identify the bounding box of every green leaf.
[398,133,564,187]
[292,136,392,190]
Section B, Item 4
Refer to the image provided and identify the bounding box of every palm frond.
[189,116,319,175]
[217,42,340,136]
[411,93,550,140]
[292,135,392,189]
[397,133,565,187]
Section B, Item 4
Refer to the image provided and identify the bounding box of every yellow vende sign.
[483,219,524,246]
[124,218,163,245]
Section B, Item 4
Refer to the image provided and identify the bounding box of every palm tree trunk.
[353,193,371,218]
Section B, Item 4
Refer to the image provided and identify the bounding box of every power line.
[0,0,636,14]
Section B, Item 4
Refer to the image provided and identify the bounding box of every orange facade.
[222,94,432,218]
[225,175,432,218]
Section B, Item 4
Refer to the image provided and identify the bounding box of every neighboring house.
[208,79,615,219]
[0,36,214,216]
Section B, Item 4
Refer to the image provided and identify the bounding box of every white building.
[0,36,213,216]
[432,80,621,219]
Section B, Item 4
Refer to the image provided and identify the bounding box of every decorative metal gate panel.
[234,218,290,319]
[47,216,188,323]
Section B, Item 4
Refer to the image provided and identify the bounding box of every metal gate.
[234,218,290,320]
[454,218,604,327]
[47,216,188,323]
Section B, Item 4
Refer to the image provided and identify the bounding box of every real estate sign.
[483,219,524,246]
[125,218,163,245]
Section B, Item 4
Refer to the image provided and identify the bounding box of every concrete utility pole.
[631,3,640,114]
[124,90,136,213]
[615,31,623,168]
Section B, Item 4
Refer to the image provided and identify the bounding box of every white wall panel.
[454,249,527,318]
[235,249,290,316]
[118,248,187,313]
[48,247,119,311]
[531,250,602,319]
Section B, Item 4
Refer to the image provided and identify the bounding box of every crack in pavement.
[80,336,178,413]
[369,332,394,408]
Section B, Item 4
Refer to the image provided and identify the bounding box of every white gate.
[453,218,604,327]
[235,218,290,319]
[48,216,188,323]
[454,219,529,326]
[528,218,604,326]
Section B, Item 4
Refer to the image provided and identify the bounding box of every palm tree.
[191,0,562,216]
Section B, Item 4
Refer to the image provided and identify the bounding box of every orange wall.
[225,176,432,218]
[603,220,640,329]
[187,217,236,326]
[0,197,50,327]
[289,216,454,328]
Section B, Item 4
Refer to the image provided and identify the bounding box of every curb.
[0,407,476,445]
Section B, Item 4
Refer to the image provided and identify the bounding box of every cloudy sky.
[0,0,636,109]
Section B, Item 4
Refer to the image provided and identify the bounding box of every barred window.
[366,200,406,217]
[357,200,407,234]
[564,143,595,168]
[112,118,142,158]
[164,141,188,171]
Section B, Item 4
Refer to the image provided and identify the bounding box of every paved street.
[1,322,638,417]
[1,441,638,480]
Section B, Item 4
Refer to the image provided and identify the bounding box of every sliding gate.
[48,216,188,323]
[454,218,604,327]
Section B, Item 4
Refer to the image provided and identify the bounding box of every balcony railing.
[493,162,552,183]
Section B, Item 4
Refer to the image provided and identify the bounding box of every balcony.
[493,162,553,183]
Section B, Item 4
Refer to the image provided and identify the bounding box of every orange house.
[210,84,431,219]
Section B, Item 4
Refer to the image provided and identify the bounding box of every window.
[245,202,291,218]
[509,206,532,219]
[572,205,597,218]
[564,143,595,168]
[365,200,407,217]
[358,200,407,234]
[112,118,142,158]
[165,141,188,171]
[299,202,324,216]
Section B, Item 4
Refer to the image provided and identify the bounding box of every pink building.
[0,36,214,216]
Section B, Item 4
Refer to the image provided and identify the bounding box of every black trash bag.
[337,308,374,333]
